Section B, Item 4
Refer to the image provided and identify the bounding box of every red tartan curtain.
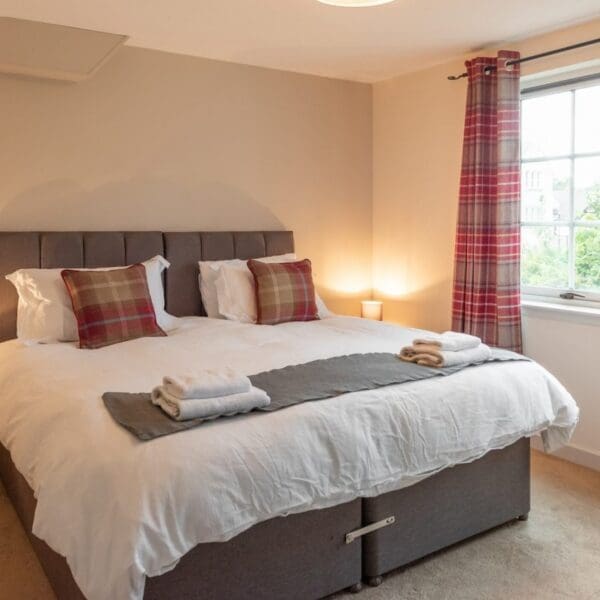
[451,50,522,352]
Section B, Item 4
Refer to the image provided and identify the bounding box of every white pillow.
[6,256,179,343]
[214,264,258,323]
[198,254,296,319]
[215,261,331,324]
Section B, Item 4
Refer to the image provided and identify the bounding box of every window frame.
[520,75,600,305]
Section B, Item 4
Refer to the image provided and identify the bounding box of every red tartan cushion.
[61,264,165,349]
[247,259,319,325]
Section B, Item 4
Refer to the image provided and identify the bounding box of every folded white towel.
[151,385,270,421]
[412,331,482,352]
[162,367,251,400]
[438,344,491,367]
[399,343,491,368]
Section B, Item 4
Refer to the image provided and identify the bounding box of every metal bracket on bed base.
[345,516,395,544]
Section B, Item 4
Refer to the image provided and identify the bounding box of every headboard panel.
[124,232,165,265]
[0,231,294,342]
[163,233,204,317]
[41,232,85,268]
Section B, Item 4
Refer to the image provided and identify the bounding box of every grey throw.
[103,349,527,441]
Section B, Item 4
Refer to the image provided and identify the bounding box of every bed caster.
[349,582,363,594]
[367,576,383,587]
[517,513,529,521]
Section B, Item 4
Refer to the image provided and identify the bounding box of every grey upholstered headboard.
[0,231,294,342]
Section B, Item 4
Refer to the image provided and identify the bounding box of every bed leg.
[517,513,530,521]
[349,582,363,594]
[367,576,383,587]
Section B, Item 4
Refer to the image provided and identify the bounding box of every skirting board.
[530,436,600,472]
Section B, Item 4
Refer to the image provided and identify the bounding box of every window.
[520,78,600,303]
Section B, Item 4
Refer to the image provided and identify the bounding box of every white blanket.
[0,316,578,600]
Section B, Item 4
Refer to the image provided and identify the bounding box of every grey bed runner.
[103,349,527,441]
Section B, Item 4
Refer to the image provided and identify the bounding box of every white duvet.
[0,317,578,600]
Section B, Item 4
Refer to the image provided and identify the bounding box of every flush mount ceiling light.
[317,0,396,6]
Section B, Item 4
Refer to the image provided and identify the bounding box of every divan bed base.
[0,444,362,600]
[362,437,531,584]
[1,440,530,599]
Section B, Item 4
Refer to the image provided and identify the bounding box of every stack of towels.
[151,367,270,421]
[399,331,491,367]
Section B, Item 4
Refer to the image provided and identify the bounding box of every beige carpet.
[1,451,599,600]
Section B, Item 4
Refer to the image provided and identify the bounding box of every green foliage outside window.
[522,184,600,291]
[575,185,600,290]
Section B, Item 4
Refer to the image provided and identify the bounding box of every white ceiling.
[2,0,599,82]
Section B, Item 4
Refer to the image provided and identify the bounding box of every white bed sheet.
[0,316,578,600]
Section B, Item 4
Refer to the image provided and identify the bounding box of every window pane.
[575,85,600,154]
[521,226,569,288]
[574,156,600,221]
[521,159,571,222]
[575,227,600,292]
[521,92,572,159]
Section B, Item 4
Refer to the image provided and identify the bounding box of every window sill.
[521,299,600,326]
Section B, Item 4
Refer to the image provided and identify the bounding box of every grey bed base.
[0,231,531,599]
[0,440,530,599]
[0,443,363,600]
[362,437,531,586]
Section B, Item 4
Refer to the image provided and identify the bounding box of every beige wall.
[0,46,373,314]
[373,18,600,461]
[373,18,600,330]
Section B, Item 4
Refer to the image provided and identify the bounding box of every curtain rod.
[447,37,600,80]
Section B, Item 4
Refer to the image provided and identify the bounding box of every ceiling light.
[317,0,396,6]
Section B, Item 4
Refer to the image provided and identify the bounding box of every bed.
[0,231,578,600]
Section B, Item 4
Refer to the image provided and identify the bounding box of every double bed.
[0,231,578,600]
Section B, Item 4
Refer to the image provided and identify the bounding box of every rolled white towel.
[413,331,481,352]
[151,385,270,421]
[162,367,251,400]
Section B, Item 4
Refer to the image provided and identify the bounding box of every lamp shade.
[361,300,383,321]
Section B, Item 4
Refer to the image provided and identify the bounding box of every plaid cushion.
[61,264,165,349]
[247,259,319,325]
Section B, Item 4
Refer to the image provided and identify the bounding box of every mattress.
[0,316,578,600]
